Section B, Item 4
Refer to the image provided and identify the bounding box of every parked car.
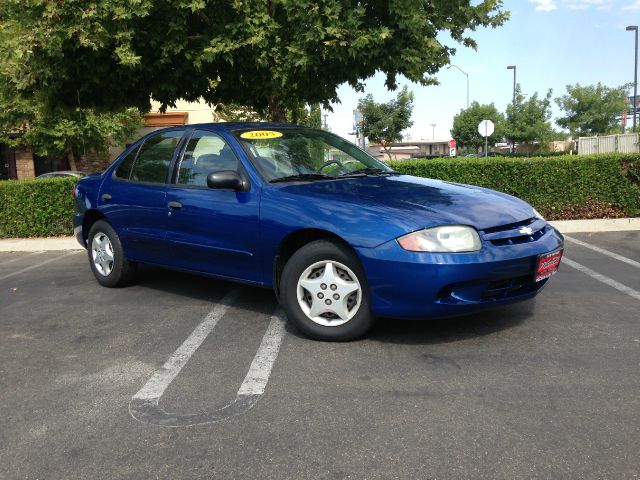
[73,123,564,341]
[37,171,86,179]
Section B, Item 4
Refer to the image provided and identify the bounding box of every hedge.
[0,177,77,238]
[0,154,639,238]
[391,153,640,220]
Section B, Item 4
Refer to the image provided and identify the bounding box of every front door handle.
[168,201,183,209]
[102,193,112,201]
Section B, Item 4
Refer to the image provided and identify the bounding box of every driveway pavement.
[1,232,639,479]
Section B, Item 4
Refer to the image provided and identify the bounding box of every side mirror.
[206,171,249,191]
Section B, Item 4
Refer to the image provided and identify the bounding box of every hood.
[276,175,535,231]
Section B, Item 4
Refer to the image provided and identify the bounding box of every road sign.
[478,120,495,137]
[449,147,457,157]
[448,139,457,149]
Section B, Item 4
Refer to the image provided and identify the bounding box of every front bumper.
[357,225,564,319]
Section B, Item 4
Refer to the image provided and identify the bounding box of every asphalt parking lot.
[1,231,639,480]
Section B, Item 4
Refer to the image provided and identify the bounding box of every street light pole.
[430,123,436,141]
[507,65,517,153]
[447,64,470,108]
[627,26,638,133]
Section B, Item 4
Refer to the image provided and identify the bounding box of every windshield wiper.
[338,167,400,177]
[270,173,336,183]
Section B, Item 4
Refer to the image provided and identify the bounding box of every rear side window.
[114,146,139,180]
[130,131,183,184]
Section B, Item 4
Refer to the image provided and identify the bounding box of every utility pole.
[322,113,328,130]
[430,123,436,141]
[627,26,638,132]
[507,65,517,153]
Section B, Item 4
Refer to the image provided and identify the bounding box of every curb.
[549,217,640,234]
[0,236,83,252]
[0,218,638,252]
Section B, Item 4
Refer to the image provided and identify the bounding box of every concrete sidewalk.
[1,217,639,252]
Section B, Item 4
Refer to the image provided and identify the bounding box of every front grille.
[480,217,548,246]
[481,275,536,299]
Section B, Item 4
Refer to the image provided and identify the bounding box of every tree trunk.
[381,142,394,161]
[268,96,287,123]
[67,148,78,171]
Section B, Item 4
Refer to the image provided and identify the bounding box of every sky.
[324,0,640,142]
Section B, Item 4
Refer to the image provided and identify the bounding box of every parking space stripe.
[0,251,81,281]
[564,257,640,301]
[565,236,640,269]
[129,296,287,427]
[0,251,44,267]
[132,289,241,402]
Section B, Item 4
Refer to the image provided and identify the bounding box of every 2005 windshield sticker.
[240,130,283,140]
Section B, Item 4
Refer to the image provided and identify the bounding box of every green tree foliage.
[450,102,505,152]
[358,87,414,160]
[556,83,629,137]
[213,103,322,128]
[0,0,507,122]
[504,85,554,145]
[0,75,143,163]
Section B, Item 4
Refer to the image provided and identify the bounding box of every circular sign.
[478,120,495,137]
[448,139,457,149]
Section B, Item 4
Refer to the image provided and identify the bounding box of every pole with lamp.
[627,25,638,133]
[447,64,470,109]
[507,65,516,153]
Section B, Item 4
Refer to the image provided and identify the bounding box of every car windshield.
[232,127,394,182]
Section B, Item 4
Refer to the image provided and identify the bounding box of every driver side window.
[177,131,239,187]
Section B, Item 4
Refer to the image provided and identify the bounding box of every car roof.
[166,122,308,132]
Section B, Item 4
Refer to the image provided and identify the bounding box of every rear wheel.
[280,240,373,341]
[87,220,137,287]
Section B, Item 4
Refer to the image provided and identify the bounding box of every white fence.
[578,134,639,155]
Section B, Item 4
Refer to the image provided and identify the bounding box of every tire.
[280,240,373,341]
[87,219,137,287]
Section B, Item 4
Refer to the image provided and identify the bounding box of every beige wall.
[15,149,35,179]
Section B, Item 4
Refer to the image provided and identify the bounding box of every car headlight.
[397,225,482,253]
[532,208,545,220]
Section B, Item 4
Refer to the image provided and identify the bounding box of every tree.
[556,83,630,137]
[0,1,507,122]
[504,85,554,146]
[451,102,505,152]
[0,82,143,166]
[213,102,322,128]
[358,87,414,160]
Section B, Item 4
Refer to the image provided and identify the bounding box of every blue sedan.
[73,123,564,341]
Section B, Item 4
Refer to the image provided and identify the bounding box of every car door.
[164,129,262,283]
[99,129,184,264]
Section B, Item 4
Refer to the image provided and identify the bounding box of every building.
[366,140,450,161]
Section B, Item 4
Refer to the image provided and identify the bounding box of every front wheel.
[280,240,373,341]
[87,219,137,287]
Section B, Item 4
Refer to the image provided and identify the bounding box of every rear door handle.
[102,193,112,201]
[168,201,183,209]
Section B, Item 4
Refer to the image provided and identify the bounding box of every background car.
[36,171,86,179]
[74,123,563,341]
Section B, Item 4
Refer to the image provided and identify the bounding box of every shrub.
[0,177,76,238]
[391,153,640,220]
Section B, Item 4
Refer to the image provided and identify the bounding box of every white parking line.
[0,251,44,267]
[0,251,81,281]
[129,293,287,427]
[565,236,640,269]
[563,257,640,301]
[132,289,241,402]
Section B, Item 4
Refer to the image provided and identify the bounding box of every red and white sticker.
[535,249,563,282]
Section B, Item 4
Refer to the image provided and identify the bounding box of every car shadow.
[368,301,535,346]
[135,265,535,345]
[134,265,278,317]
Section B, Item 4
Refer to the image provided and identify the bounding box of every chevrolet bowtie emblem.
[519,226,533,235]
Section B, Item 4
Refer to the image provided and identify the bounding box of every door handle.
[102,193,112,201]
[168,201,183,209]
